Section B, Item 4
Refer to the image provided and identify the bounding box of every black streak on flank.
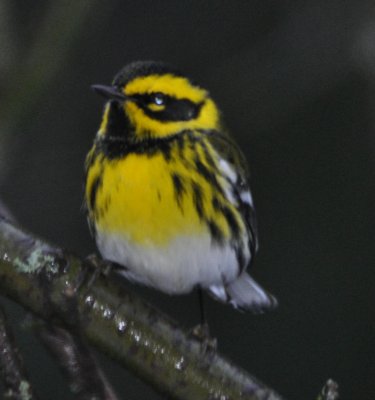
[171,173,185,210]
[200,140,216,168]
[212,196,222,211]
[222,205,240,240]
[194,157,223,195]
[208,219,224,245]
[191,181,204,220]
[176,135,185,160]
[159,139,173,162]
[89,174,102,212]
[235,246,247,275]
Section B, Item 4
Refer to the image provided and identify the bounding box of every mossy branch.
[0,217,286,400]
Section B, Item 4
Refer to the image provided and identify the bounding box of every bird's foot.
[85,253,113,277]
[189,323,217,354]
[74,253,113,293]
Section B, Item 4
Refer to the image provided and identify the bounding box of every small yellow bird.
[85,61,277,313]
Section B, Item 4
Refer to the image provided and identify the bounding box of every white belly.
[96,230,244,294]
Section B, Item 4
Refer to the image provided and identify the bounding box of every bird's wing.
[206,130,259,263]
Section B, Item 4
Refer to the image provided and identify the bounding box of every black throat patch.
[104,100,134,140]
[96,126,189,161]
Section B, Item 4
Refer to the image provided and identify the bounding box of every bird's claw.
[75,253,113,293]
[189,323,218,354]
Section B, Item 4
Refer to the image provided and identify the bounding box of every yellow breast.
[85,136,245,247]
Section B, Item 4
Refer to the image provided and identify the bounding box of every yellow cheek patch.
[124,74,207,103]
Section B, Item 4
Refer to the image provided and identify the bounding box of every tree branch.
[37,324,119,400]
[0,305,38,400]
[0,217,285,400]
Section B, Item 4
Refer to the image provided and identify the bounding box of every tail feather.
[208,273,278,313]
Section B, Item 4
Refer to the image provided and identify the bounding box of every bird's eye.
[153,93,165,106]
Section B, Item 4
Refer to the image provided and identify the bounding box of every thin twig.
[317,379,339,400]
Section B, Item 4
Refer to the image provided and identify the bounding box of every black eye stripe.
[130,93,204,122]
[132,92,169,105]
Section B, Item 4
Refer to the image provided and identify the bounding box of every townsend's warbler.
[85,61,277,312]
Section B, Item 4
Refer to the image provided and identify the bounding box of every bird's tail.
[208,272,278,313]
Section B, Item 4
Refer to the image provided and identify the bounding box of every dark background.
[1,1,374,399]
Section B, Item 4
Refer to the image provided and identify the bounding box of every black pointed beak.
[91,84,128,102]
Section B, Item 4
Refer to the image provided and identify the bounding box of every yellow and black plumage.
[85,61,277,312]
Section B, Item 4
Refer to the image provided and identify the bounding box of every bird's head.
[92,61,221,140]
